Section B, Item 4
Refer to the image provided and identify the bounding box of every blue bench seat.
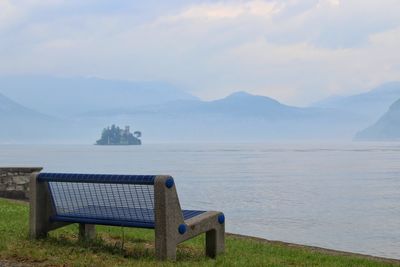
[51,206,205,228]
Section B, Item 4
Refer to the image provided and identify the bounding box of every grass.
[0,198,399,267]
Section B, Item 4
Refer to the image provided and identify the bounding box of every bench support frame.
[154,176,225,261]
[79,223,96,240]
[30,172,66,238]
[29,172,95,240]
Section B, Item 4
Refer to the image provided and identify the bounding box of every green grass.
[0,198,399,267]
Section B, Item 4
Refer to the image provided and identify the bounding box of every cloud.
[265,0,400,49]
[211,26,400,103]
[0,0,399,105]
[170,1,281,20]
[0,0,21,30]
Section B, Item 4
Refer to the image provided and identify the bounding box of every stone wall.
[0,167,42,200]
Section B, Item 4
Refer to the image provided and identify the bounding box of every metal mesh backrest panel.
[49,182,155,223]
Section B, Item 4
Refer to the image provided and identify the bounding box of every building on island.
[96,124,141,145]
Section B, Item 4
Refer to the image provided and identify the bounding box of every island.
[96,125,142,145]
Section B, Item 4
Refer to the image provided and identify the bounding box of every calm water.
[0,143,399,259]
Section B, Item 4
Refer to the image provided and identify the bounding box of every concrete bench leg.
[79,224,96,241]
[155,238,177,261]
[29,172,51,239]
[206,227,225,258]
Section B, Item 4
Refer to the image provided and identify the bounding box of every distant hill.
[83,91,339,118]
[312,82,400,121]
[0,76,197,117]
[188,92,358,120]
[355,99,400,140]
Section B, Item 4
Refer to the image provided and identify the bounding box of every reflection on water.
[0,142,399,259]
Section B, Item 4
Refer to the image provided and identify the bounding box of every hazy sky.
[1,0,400,105]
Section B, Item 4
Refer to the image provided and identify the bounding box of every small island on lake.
[96,124,142,145]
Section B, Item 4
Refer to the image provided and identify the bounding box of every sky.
[0,0,400,105]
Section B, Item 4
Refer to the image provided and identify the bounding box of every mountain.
[0,76,197,117]
[355,99,400,140]
[312,82,400,122]
[178,91,305,118]
[78,91,365,141]
[0,92,46,119]
[0,93,62,143]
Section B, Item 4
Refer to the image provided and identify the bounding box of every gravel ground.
[0,260,33,267]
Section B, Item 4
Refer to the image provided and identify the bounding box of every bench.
[29,172,225,261]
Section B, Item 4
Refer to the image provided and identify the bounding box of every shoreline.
[227,233,400,264]
[1,197,399,264]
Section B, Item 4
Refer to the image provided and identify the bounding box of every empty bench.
[29,172,225,260]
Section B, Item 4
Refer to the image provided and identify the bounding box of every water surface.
[0,142,399,259]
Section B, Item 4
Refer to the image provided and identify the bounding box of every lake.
[0,142,399,259]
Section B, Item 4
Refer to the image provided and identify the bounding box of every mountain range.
[1,76,400,143]
[0,76,197,117]
[77,91,363,142]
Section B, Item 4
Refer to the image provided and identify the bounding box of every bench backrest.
[38,173,160,228]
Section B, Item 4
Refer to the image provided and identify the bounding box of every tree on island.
[134,131,142,138]
[96,125,142,145]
